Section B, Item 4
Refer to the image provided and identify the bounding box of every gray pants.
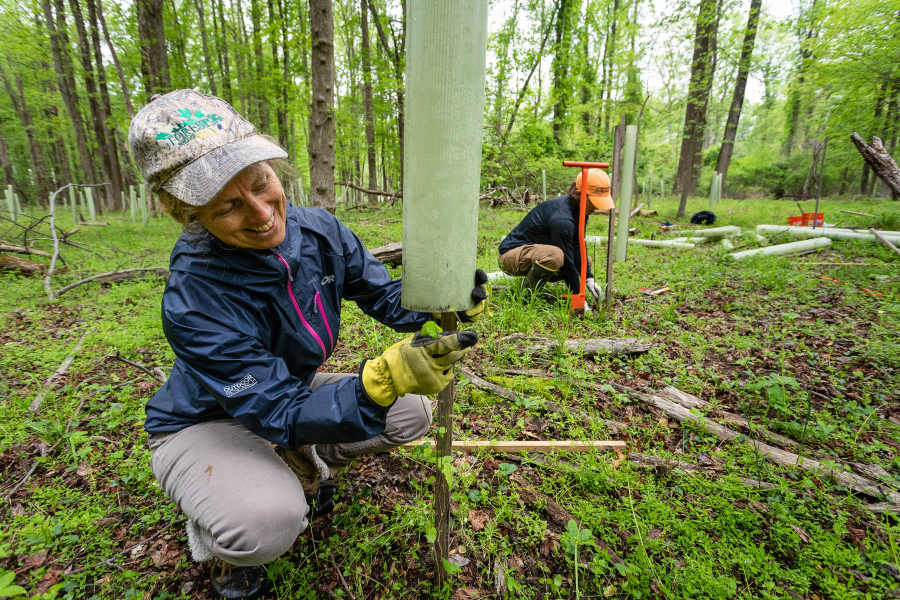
[148,373,432,566]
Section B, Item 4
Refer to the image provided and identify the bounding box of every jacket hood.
[168,207,303,286]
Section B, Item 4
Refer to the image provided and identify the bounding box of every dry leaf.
[468,510,489,532]
[448,554,470,568]
[33,568,62,596]
[22,551,47,569]
[790,524,810,544]
[658,416,669,427]
[452,587,480,600]
[76,462,94,476]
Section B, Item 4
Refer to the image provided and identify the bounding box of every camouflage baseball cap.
[128,89,288,207]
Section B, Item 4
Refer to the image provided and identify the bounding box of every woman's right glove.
[360,330,478,407]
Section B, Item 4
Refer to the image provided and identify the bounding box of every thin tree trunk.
[366,0,404,190]
[801,142,820,201]
[279,0,291,156]
[0,63,51,206]
[96,0,134,119]
[674,0,718,218]
[230,0,249,116]
[360,0,377,201]
[603,0,619,133]
[268,0,287,146]
[69,0,114,211]
[250,0,270,131]
[783,0,817,158]
[137,0,172,97]
[0,126,18,191]
[216,0,233,104]
[505,4,557,138]
[45,0,95,185]
[167,0,192,87]
[194,0,218,95]
[308,0,336,212]
[551,0,574,146]
[88,0,123,209]
[715,0,761,194]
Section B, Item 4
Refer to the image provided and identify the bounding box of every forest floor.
[1,194,900,600]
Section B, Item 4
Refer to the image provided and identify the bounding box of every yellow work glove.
[360,330,478,407]
[432,269,490,323]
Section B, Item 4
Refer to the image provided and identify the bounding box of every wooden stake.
[434,311,457,587]
[871,228,900,257]
[402,440,626,453]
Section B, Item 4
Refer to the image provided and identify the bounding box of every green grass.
[1,193,899,599]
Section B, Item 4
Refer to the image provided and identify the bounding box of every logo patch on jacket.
[223,374,258,397]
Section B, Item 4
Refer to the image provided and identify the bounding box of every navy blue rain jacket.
[145,205,432,448]
[498,195,593,292]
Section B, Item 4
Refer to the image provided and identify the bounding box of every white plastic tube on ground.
[672,225,741,239]
[588,236,695,249]
[730,237,832,261]
[486,271,516,285]
[671,236,710,244]
[756,225,900,243]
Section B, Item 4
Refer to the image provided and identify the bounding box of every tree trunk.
[603,0,619,134]
[611,114,625,201]
[96,0,135,119]
[0,64,51,206]
[193,0,218,95]
[215,0,233,104]
[250,0,270,132]
[360,0,377,202]
[551,0,574,146]
[88,0,124,209]
[674,0,718,218]
[783,0,817,158]
[45,0,95,185]
[801,141,821,201]
[137,0,172,98]
[268,0,287,147]
[166,0,192,88]
[852,134,900,197]
[69,0,114,211]
[0,125,19,191]
[714,0,761,194]
[367,0,404,191]
[230,0,249,116]
[307,0,336,212]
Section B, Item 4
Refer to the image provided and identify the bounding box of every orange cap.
[575,168,615,211]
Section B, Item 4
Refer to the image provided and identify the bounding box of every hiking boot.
[522,262,557,291]
[210,558,265,600]
[305,478,337,518]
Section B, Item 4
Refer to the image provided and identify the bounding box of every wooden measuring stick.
[400,440,626,453]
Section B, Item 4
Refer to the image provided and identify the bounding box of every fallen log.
[628,203,646,219]
[0,255,46,275]
[336,181,402,199]
[496,335,650,357]
[400,439,626,453]
[840,209,874,218]
[627,452,784,491]
[620,386,900,505]
[52,267,170,299]
[369,242,403,266]
[0,244,52,257]
[850,133,900,196]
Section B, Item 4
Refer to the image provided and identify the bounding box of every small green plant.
[0,570,26,598]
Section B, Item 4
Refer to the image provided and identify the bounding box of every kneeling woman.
[129,90,486,599]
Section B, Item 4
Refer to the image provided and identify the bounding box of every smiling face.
[198,162,287,250]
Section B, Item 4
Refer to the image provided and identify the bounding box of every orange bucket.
[802,212,824,227]
[787,216,803,226]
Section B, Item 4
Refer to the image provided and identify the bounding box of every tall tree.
[193,0,218,96]
[0,62,50,206]
[95,0,134,118]
[714,0,762,192]
[602,0,619,133]
[360,0,377,200]
[367,0,406,190]
[674,0,719,218]
[69,0,116,210]
[250,0,271,131]
[87,0,124,208]
[215,0,233,104]
[783,0,817,158]
[268,0,287,146]
[308,0,336,212]
[0,124,19,192]
[136,0,171,98]
[43,0,95,186]
[551,0,576,145]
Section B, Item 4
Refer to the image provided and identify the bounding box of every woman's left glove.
[360,330,478,406]
[433,269,490,323]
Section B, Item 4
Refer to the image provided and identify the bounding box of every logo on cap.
[155,108,226,147]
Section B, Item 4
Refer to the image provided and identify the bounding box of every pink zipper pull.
[314,291,320,313]
[272,251,293,281]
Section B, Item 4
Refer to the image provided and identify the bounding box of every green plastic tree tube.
[615,125,638,262]
[139,184,149,227]
[69,187,77,225]
[129,186,137,223]
[401,0,488,312]
[86,188,97,222]
[730,237,832,260]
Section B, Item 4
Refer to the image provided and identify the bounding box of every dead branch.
[106,351,167,384]
[628,203,646,219]
[335,181,402,198]
[52,267,170,299]
[871,228,900,257]
[0,255,45,275]
[28,330,90,413]
[501,337,652,357]
[850,133,900,196]
[66,517,188,576]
